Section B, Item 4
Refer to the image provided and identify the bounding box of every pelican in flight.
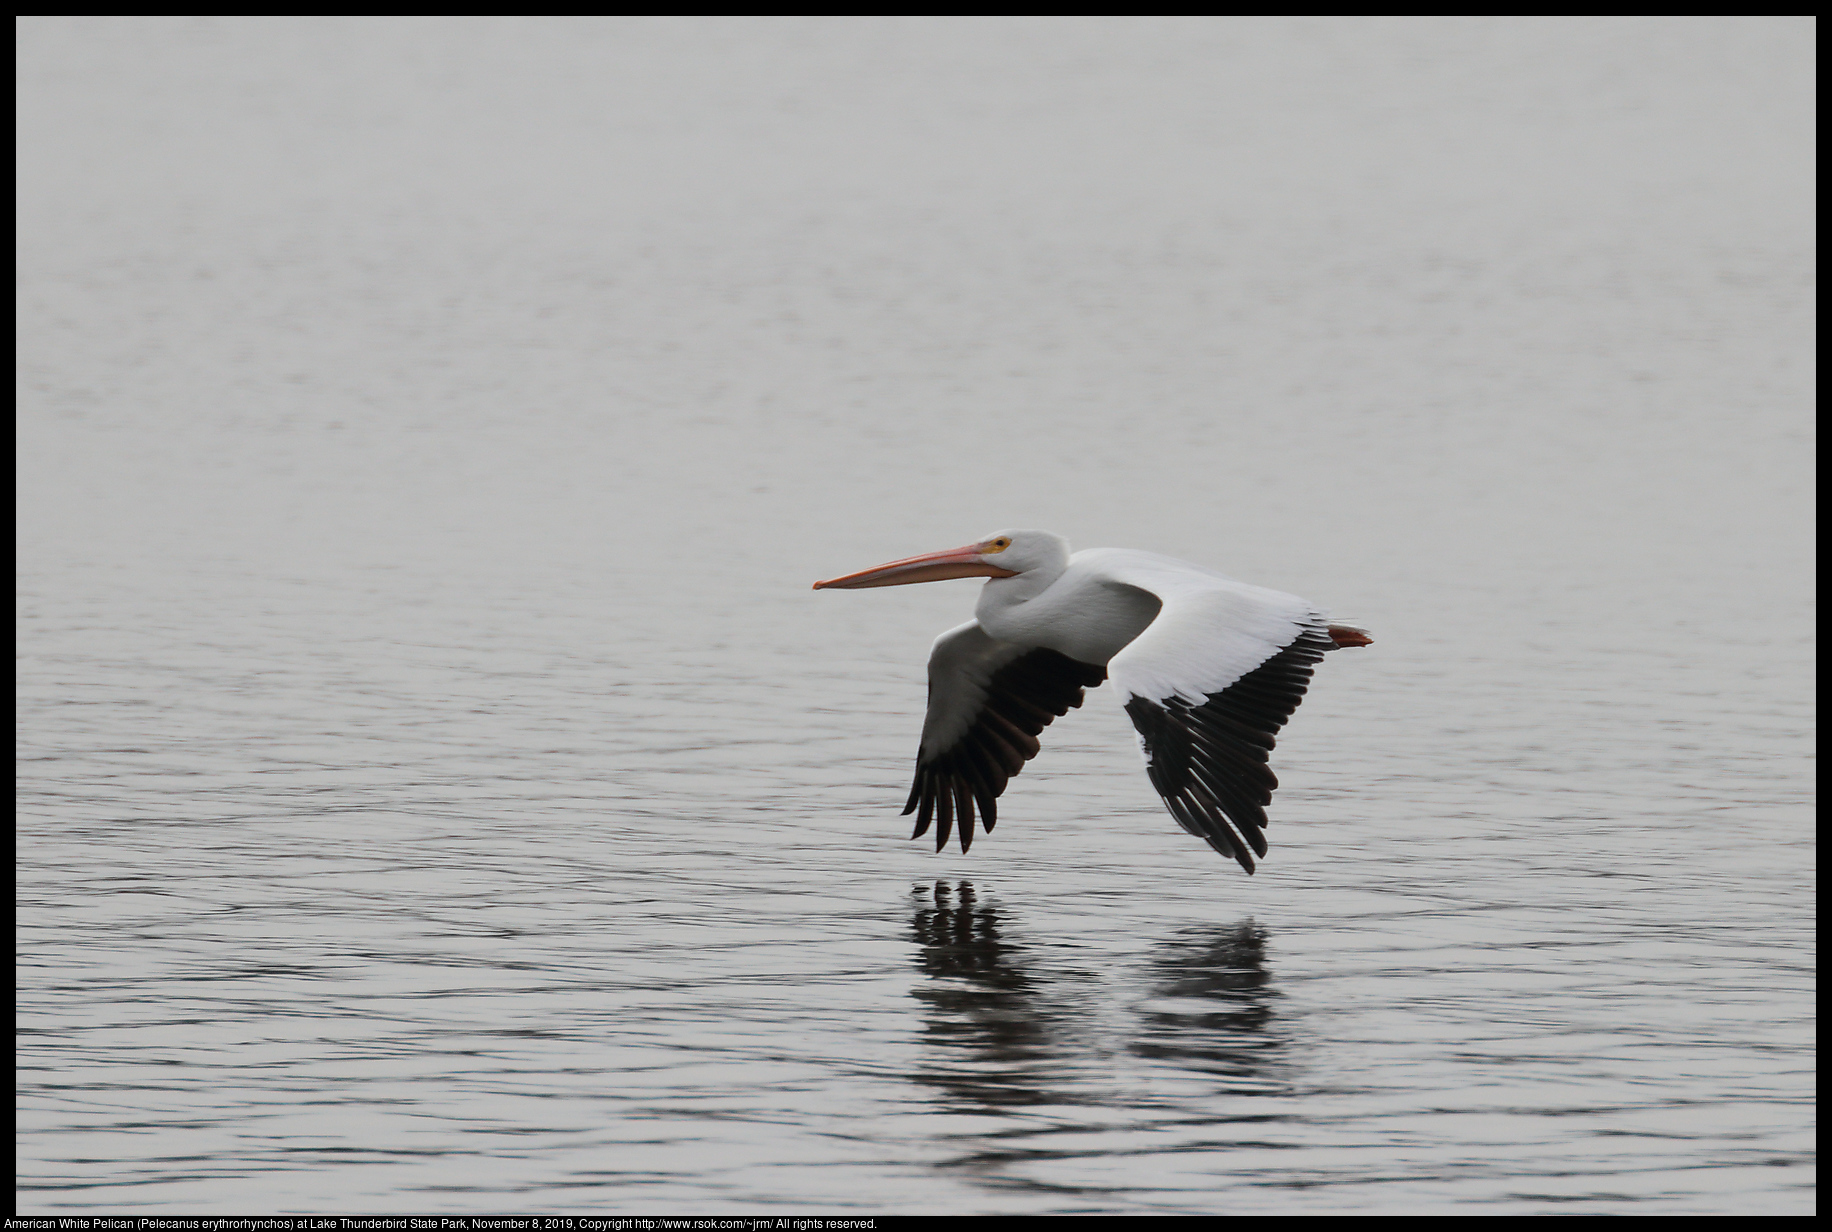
[813,530,1371,873]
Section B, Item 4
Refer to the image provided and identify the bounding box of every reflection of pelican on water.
[906,882,1290,1117]
[907,880,1069,1109]
[1132,923,1286,1087]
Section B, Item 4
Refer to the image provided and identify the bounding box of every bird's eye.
[984,537,1011,553]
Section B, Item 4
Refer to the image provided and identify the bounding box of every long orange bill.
[813,544,1017,590]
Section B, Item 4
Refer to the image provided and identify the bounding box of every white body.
[813,528,1367,872]
[922,544,1328,759]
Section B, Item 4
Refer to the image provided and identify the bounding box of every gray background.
[17,16,1814,1213]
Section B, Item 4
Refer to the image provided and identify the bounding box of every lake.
[16,16,1814,1214]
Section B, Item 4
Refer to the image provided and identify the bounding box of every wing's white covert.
[917,620,1032,761]
[1090,550,1327,705]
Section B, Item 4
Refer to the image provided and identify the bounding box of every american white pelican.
[813,530,1371,873]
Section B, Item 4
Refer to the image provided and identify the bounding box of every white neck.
[974,559,1068,625]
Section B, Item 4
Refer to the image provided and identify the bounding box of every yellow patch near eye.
[984,538,1011,553]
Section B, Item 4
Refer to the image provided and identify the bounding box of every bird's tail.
[1326,622,1373,649]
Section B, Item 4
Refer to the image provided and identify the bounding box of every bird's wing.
[905,620,1106,854]
[1094,552,1339,874]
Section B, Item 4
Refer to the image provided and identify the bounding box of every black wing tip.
[1125,629,1334,873]
[1212,827,1257,874]
[900,647,1106,858]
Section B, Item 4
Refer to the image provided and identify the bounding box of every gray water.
[16,16,1815,1215]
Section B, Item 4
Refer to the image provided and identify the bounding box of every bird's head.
[812,529,1070,590]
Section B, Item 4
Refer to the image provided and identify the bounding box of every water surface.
[17,16,1815,1214]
